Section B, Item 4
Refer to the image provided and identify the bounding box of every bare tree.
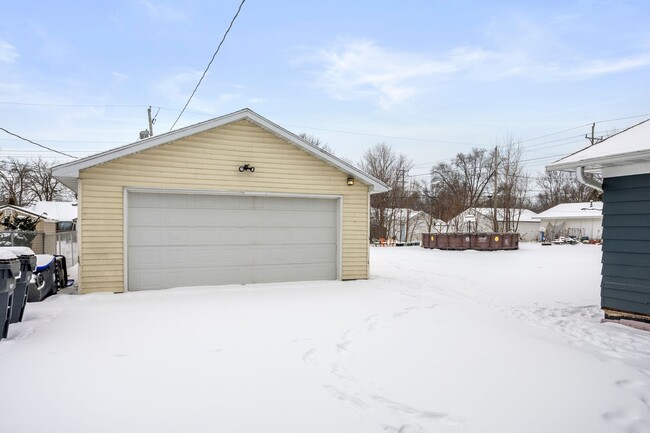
[494,137,532,232]
[359,143,413,240]
[28,157,74,202]
[0,157,74,206]
[298,132,335,155]
[535,170,601,211]
[0,158,33,206]
[427,148,494,227]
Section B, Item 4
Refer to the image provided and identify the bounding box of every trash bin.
[502,233,519,250]
[0,247,36,323]
[421,233,430,249]
[489,233,504,250]
[447,233,469,250]
[28,254,58,303]
[473,233,491,250]
[0,250,20,339]
[53,255,69,293]
[436,233,450,250]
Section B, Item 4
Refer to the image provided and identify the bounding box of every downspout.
[576,166,603,193]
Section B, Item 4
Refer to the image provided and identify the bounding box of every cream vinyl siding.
[79,120,369,293]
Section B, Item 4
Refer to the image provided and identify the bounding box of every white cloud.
[154,70,243,118]
[111,72,129,86]
[310,37,650,109]
[139,0,188,22]
[566,53,650,77]
[0,40,18,63]
[316,40,461,109]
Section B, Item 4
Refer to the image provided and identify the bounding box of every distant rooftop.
[32,201,78,222]
[456,208,539,223]
[534,202,602,219]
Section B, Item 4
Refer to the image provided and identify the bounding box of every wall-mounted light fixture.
[347,177,355,186]
[239,164,255,172]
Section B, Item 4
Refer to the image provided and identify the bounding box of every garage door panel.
[249,210,335,228]
[129,243,336,271]
[127,192,338,290]
[130,245,253,269]
[251,244,336,266]
[249,263,336,284]
[252,227,337,244]
[129,226,338,248]
[129,261,337,290]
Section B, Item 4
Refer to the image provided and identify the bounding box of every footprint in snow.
[616,379,649,391]
[602,409,641,425]
[324,385,367,408]
[336,341,352,354]
[392,305,420,319]
[382,424,426,433]
[337,329,356,353]
[331,362,355,382]
[302,348,316,365]
[397,424,426,433]
[372,395,458,425]
[365,313,382,330]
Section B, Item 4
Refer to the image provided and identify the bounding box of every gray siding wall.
[601,173,650,316]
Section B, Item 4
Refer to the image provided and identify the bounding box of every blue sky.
[1,0,649,180]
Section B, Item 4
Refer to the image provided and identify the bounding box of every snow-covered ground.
[1,243,649,433]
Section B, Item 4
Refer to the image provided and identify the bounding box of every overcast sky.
[1,1,649,181]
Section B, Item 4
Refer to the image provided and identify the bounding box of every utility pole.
[147,106,154,137]
[399,169,406,244]
[586,122,602,145]
[493,146,499,232]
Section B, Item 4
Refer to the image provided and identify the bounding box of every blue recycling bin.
[0,250,20,339]
[27,255,58,303]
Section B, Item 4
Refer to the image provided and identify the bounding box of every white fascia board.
[51,108,389,194]
[546,149,650,173]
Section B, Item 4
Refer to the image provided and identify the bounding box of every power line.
[286,124,489,147]
[0,138,125,144]
[0,101,148,108]
[0,127,77,159]
[169,0,246,131]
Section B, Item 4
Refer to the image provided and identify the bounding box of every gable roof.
[450,208,539,223]
[52,108,389,193]
[546,119,650,173]
[533,202,603,220]
[0,204,54,221]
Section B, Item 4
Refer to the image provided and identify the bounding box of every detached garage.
[52,109,388,293]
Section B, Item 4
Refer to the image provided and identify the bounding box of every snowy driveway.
[1,244,649,433]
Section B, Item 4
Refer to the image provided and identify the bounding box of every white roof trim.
[0,204,56,222]
[546,118,650,173]
[546,149,650,172]
[52,108,389,194]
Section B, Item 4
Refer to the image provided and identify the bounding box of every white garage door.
[127,192,339,291]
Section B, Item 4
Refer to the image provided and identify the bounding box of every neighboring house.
[547,118,650,325]
[52,108,389,294]
[533,201,603,241]
[446,208,539,240]
[32,201,78,231]
[383,208,445,243]
[0,204,57,253]
[0,204,57,234]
